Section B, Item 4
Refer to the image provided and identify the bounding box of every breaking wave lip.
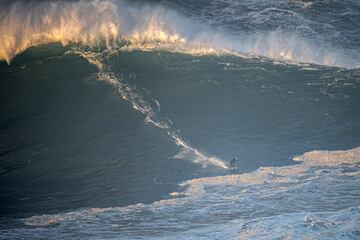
[0,0,359,68]
[22,146,360,228]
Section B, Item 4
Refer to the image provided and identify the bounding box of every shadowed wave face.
[0,0,359,67]
[1,0,360,239]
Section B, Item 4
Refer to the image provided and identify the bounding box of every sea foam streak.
[72,48,228,169]
[0,0,358,68]
[20,147,360,239]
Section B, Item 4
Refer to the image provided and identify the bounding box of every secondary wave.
[0,0,359,68]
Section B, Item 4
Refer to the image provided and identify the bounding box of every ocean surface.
[0,0,360,239]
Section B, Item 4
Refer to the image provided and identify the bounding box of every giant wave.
[0,0,359,68]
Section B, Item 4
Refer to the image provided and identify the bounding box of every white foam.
[24,207,114,226]
[169,132,228,169]
[174,147,360,197]
[21,147,360,236]
[293,147,360,165]
[0,0,358,68]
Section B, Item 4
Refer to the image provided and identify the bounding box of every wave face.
[1,1,360,239]
[0,0,359,67]
[71,48,228,169]
[1,45,360,239]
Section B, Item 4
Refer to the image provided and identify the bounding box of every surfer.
[230,157,238,169]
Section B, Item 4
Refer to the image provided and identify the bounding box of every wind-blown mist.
[0,0,358,67]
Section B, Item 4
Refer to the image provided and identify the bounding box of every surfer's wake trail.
[72,48,228,169]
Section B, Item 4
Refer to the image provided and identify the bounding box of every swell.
[0,0,359,68]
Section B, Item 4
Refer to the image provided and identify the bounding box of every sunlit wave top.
[0,0,359,68]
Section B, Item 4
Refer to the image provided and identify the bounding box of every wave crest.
[0,0,358,68]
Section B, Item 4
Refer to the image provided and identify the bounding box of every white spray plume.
[0,0,358,67]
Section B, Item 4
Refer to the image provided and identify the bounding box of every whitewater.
[0,0,359,67]
[5,148,360,239]
[1,0,360,239]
